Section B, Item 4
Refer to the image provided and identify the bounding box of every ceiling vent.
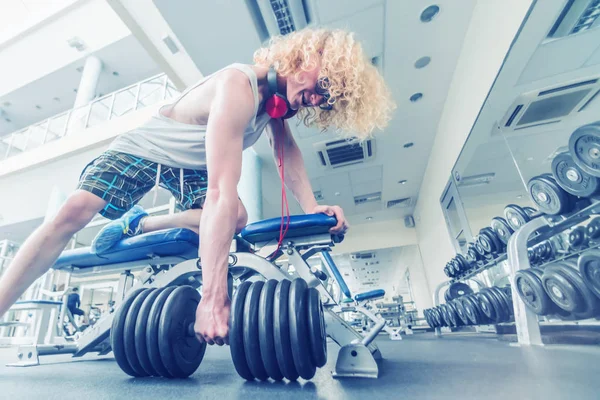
[354,192,381,206]
[254,0,309,37]
[386,197,413,208]
[547,0,600,39]
[351,252,376,260]
[314,138,376,169]
[498,77,600,132]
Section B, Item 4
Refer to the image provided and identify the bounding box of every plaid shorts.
[77,150,208,220]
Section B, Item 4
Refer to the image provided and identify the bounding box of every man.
[0,27,394,346]
[66,287,86,331]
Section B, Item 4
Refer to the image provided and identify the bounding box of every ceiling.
[453,0,600,224]
[0,34,161,136]
[151,0,478,226]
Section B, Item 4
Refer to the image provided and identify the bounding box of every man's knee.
[51,191,105,233]
[236,202,248,233]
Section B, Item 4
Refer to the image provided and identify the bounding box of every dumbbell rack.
[508,201,600,345]
[432,278,486,337]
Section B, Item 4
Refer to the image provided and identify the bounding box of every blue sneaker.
[91,205,148,254]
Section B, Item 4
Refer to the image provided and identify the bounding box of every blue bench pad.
[355,289,385,301]
[53,228,199,270]
[241,214,337,244]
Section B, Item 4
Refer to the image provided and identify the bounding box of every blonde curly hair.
[253,27,395,139]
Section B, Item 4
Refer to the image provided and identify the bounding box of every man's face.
[287,64,332,111]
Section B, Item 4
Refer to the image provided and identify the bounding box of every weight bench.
[6,213,384,378]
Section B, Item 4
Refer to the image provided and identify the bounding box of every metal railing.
[0,74,180,161]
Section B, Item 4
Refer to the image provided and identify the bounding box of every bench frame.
[6,230,388,378]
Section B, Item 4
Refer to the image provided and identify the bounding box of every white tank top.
[108,63,271,170]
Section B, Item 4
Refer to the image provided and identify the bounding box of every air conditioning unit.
[255,0,311,37]
[314,138,376,169]
[498,77,600,132]
[548,0,600,39]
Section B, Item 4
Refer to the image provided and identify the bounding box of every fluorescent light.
[457,172,495,187]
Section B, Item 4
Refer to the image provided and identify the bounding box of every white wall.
[413,0,533,295]
[0,0,130,97]
[332,219,417,255]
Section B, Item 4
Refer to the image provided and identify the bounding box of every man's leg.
[0,190,107,317]
[140,198,249,234]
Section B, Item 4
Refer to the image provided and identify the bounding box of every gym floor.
[1,333,598,400]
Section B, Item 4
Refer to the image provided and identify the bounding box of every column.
[74,55,103,108]
[238,149,263,224]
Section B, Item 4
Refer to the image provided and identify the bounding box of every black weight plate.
[444,265,451,278]
[273,279,299,381]
[542,263,583,312]
[486,288,509,323]
[438,304,450,327]
[569,226,589,250]
[158,286,206,378]
[490,286,513,319]
[551,151,600,198]
[444,288,452,302]
[452,299,470,326]
[424,309,434,328]
[230,280,254,380]
[124,288,156,377]
[504,204,530,231]
[243,281,269,381]
[475,292,496,321]
[474,240,487,257]
[527,175,572,216]
[146,286,177,378]
[490,217,514,245]
[306,287,327,368]
[515,270,550,315]
[467,247,479,263]
[467,295,487,324]
[481,227,503,253]
[425,309,435,327]
[578,249,600,299]
[557,261,598,319]
[444,302,458,327]
[568,122,600,178]
[135,287,164,376]
[460,296,478,325]
[289,279,316,380]
[432,307,443,327]
[258,280,284,380]
[588,217,600,240]
[477,232,493,254]
[110,288,146,377]
[530,268,561,315]
[447,282,474,300]
[447,301,462,326]
[523,207,538,217]
[456,254,473,273]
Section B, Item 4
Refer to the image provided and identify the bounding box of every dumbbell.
[569,226,590,250]
[111,279,327,381]
[587,217,600,241]
[551,151,600,199]
[477,227,504,255]
[527,174,578,216]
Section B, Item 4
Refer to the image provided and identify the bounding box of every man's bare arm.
[265,119,318,213]
[194,70,255,344]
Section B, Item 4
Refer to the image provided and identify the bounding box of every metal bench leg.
[325,309,381,379]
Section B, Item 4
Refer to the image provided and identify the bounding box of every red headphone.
[265,66,298,119]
